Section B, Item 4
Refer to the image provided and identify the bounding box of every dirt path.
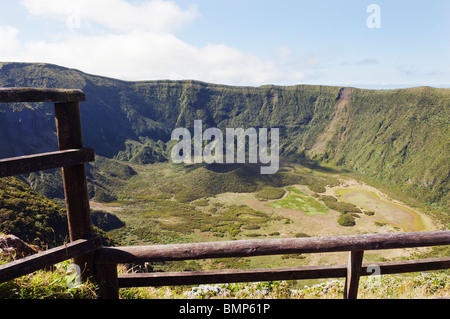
[89,201,122,213]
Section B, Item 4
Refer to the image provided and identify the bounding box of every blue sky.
[0,0,449,88]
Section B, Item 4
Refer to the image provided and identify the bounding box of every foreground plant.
[0,260,98,299]
[120,273,449,299]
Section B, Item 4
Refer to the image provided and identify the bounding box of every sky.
[0,0,449,89]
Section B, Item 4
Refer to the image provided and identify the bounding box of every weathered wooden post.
[95,264,119,299]
[344,250,364,299]
[54,99,95,281]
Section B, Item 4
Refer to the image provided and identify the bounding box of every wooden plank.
[95,231,450,264]
[0,236,102,284]
[344,250,364,299]
[118,264,348,288]
[361,256,450,275]
[54,101,95,281]
[0,148,95,178]
[95,264,119,299]
[0,88,85,103]
[116,257,450,289]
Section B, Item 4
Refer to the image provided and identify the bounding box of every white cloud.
[21,0,199,32]
[17,31,287,85]
[0,26,20,56]
[0,0,308,86]
[277,46,292,59]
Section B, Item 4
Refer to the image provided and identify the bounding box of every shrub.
[255,187,286,201]
[318,195,338,202]
[193,198,209,206]
[174,190,199,203]
[246,233,264,237]
[338,213,356,227]
[269,232,280,236]
[242,224,261,230]
[375,221,387,227]
[94,188,117,203]
[281,254,305,260]
[323,201,362,214]
[294,232,310,238]
[308,184,326,193]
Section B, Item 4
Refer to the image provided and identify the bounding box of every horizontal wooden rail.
[0,236,102,284]
[117,257,450,288]
[119,265,347,288]
[0,87,85,103]
[95,231,450,264]
[0,148,95,178]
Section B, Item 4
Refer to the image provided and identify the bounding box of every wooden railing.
[0,88,449,300]
[94,231,450,299]
[0,88,99,282]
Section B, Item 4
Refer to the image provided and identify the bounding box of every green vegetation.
[0,63,448,214]
[0,177,68,247]
[0,177,117,249]
[1,257,447,299]
[255,186,286,201]
[318,195,337,202]
[172,273,450,299]
[0,260,97,299]
[322,200,362,214]
[294,233,310,238]
[0,62,449,299]
[106,185,278,245]
[267,187,328,216]
[26,156,137,202]
[337,213,356,227]
[170,164,303,202]
[91,210,125,231]
[375,221,388,227]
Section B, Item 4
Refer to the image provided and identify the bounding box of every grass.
[0,260,97,299]
[93,161,443,270]
[107,193,279,248]
[2,160,445,299]
[2,256,447,299]
[266,186,328,216]
[119,272,450,299]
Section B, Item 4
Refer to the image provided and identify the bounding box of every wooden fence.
[94,231,450,299]
[0,88,449,300]
[0,88,99,282]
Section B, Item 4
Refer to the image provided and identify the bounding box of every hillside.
[0,177,68,247]
[0,62,448,212]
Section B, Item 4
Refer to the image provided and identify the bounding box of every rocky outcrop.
[0,234,39,260]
